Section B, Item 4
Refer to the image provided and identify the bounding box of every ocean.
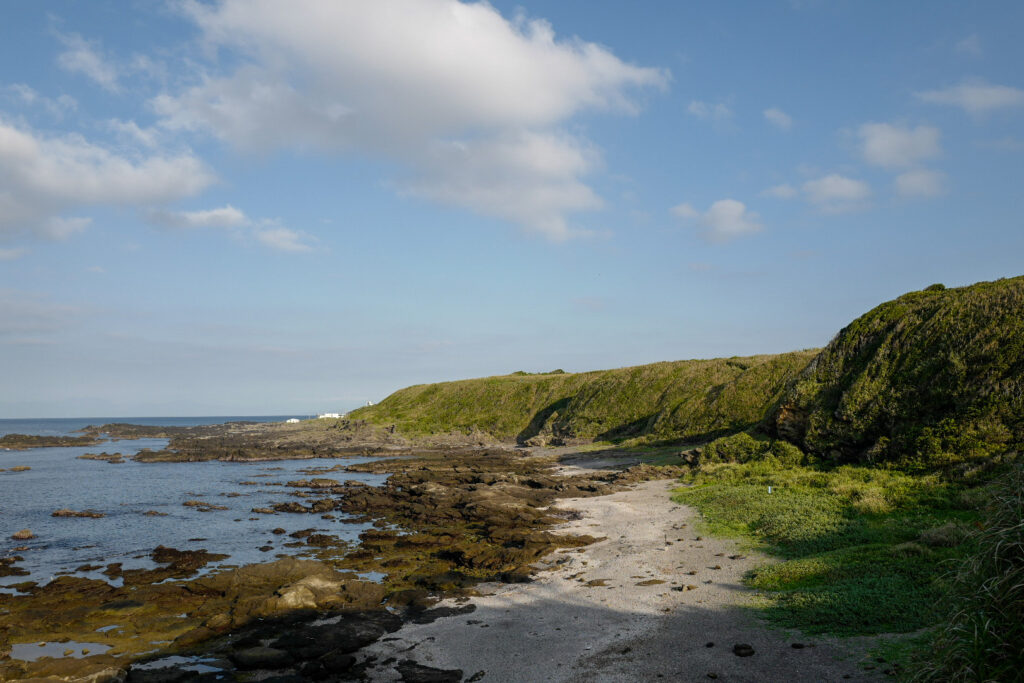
[0,415,307,438]
[0,416,383,590]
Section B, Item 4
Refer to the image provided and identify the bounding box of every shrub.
[701,432,806,465]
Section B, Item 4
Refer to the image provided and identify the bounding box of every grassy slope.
[349,351,818,444]
[772,276,1024,469]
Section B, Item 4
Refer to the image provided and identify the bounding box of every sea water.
[0,417,385,589]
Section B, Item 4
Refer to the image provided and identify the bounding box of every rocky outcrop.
[52,509,106,518]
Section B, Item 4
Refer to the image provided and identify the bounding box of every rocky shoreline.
[0,440,682,682]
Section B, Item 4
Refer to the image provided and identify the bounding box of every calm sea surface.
[0,417,385,590]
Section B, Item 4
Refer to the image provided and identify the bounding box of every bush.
[701,432,806,465]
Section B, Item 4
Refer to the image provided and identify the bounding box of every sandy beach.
[360,478,887,682]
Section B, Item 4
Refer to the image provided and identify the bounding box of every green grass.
[349,350,817,444]
[673,459,982,636]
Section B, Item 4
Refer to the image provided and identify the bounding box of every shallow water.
[10,641,112,661]
[0,438,386,588]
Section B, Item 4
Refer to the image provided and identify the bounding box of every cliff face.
[772,277,1024,468]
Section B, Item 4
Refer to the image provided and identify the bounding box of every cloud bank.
[155,0,668,241]
[0,118,213,241]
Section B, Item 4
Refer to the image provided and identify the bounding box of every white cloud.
[150,205,249,229]
[894,169,946,198]
[670,202,698,218]
[955,34,982,57]
[858,123,941,168]
[0,118,214,240]
[5,84,77,118]
[763,107,792,130]
[760,183,797,199]
[56,33,121,92]
[107,119,160,148]
[148,205,313,252]
[917,80,1024,115]
[404,131,603,241]
[255,226,313,252]
[156,0,668,241]
[0,248,28,261]
[687,100,733,121]
[802,174,870,211]
[673,198,762,242]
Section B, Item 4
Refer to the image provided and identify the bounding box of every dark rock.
[229,646,294,670]
[300,651,356,679]
[410,603,476,624]
[732,643,755,657]
[126,666,195,682]
[396,660,464,682]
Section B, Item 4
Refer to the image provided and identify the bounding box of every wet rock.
[0,556,29,577]
[151,545,228,572]
[229,646,294,670]
[11,528,33,540]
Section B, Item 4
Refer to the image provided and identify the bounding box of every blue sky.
[1,1,1022,418]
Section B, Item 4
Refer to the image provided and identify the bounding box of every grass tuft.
[911,466,1024,682]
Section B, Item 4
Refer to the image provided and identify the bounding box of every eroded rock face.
[772,403,808,446]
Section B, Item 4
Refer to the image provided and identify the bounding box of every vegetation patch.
[673,454,982,636]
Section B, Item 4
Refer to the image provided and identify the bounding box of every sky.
[1,1,1023,418]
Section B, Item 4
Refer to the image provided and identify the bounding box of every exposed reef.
[0,434,103,450]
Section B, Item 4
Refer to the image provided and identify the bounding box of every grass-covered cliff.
[771,276,1024,469]
[349,351,818,445]
[351,275,1023,466]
